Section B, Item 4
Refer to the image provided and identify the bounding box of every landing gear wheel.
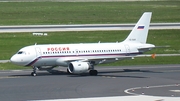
[31,66,37,77]
[31,72,37,76]
[89,70,98,76]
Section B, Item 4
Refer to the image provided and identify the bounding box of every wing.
[59,55,134,65]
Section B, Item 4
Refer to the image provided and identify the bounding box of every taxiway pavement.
[0,64,180,101]
[0,23,180,33]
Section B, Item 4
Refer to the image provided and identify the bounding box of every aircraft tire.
[31,72,37,76]
[89,70,98,76]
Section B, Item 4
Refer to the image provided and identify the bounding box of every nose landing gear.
[31,66,37,76]
[31,72,37,76]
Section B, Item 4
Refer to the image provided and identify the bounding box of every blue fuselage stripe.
[26,52,141,66]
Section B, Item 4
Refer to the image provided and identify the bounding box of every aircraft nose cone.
[10,55,18,64]
[10,55,29,66]
[10,55,24,65]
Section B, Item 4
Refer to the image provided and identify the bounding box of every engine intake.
[68,62,90,74]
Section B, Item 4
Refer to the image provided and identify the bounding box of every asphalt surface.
[0,64,180,101]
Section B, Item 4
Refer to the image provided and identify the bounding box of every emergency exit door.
[35,47,42,57]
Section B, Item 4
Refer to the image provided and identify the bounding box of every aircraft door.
[35,47,42,57]
[124,44,130,54]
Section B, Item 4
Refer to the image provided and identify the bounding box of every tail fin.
[123,12,152,44]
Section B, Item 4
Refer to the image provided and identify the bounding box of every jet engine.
[68,62,90,74]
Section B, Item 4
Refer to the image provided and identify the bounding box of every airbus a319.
[10,12,155,76]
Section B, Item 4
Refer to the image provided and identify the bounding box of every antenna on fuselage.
[35,43,37,45]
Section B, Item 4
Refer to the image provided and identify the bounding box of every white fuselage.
[11,42,153,67]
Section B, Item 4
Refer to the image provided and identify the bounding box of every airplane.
[10,12,155,76]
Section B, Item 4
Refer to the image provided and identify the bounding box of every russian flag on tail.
[137,25,144,29]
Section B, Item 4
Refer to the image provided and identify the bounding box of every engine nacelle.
[68,62,90,74]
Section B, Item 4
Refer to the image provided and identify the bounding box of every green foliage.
[0,1,179,25]
[0,62,28,70]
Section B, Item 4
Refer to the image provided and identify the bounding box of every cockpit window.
[17,51,24,54]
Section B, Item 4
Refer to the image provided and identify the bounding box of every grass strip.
[1,29,179,60]
[0,1,179,25]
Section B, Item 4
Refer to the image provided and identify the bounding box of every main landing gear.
[89,64,98,76]
[89,70,98,76]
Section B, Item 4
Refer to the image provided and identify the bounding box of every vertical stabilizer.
[123,12,152,43]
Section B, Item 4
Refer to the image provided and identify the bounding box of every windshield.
[17,51,25,54]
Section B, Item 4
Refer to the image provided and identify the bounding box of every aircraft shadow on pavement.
[9,70,70,77]
[70,69,161,78]
[9,69,162,78]
[65,69,162,78]
[96,69,162,78]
